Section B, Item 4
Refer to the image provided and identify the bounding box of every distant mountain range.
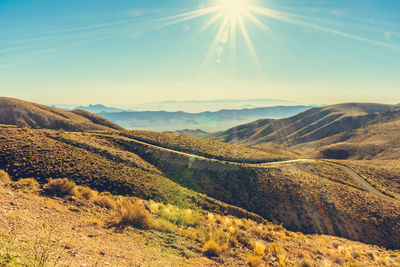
[96,105,315,132]
[122,98,298,113]
[75,104,125,113]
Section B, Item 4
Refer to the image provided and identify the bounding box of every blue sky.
[1,0,399,106]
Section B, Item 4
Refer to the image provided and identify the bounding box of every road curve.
[99,133,399,203]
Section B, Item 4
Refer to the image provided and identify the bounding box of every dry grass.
[76,186,98,200]
[116,199,153,229]
[2,179,400,266]
[12,178,40,190]
[203,240,221,257]
[44,178,78,196]
[94,194,117,210]
[0,170,11,183]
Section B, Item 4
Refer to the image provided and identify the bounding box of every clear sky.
[1,0,399,106]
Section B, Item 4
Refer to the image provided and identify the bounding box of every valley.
[0,99,399,266]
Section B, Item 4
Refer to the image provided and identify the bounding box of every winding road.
[97,133,399,203]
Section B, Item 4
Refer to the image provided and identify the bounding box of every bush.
[204,240,221,257]
[94,195,116,210]
[44,178,78,196]
[76,186,98,200]
[117,199,153,229]
[0,170,11,183]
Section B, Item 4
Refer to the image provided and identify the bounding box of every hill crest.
[0,97,123,131]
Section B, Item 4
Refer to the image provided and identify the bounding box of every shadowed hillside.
[0,97,123,131]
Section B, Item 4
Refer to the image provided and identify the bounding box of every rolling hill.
[1,99,399,266]
[0,124,399,249]
[0,97,123,131]
[211,103,395,149]
[316,108,400,160]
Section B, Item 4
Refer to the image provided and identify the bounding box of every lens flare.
[216,0,251,21]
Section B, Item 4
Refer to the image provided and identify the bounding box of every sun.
[215,0,252,21]
[158,0,277,68]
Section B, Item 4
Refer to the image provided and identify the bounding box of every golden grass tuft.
[76,186,98,200]
[94,195,116,210]
[116,199,153,229]
[13,178,40,189]
[44,178,78,196]
[204,240,221,257]
[0,170,11,183]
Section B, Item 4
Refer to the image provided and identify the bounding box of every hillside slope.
[316,108,400,160]
[211,103,394,147]
[2,178,398,266]
[0,97,123,131]
[1,125,399,249]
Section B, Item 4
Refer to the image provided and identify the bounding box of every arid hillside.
[315,108,400,160]
[0,125,399,250]
[0,97,123,131]
[2,175,398,266]
[211,103,394,148]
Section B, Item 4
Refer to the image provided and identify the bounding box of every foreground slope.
[0,97,123,131]
[1,125,399,249]
[2,178,399,266]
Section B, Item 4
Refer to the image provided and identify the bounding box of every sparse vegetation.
[0,122,400,266]
[117,130,289,162]
[1,177,400,266]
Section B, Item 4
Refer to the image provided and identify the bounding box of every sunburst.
[152,0,400,70]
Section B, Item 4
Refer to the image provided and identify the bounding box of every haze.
[1,0,399,106]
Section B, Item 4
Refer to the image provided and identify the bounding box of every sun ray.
[200,11,224,33]
[249,6,400,51]
[243,12,281,44]
[237,17,262,71]
[201,16,230,69]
